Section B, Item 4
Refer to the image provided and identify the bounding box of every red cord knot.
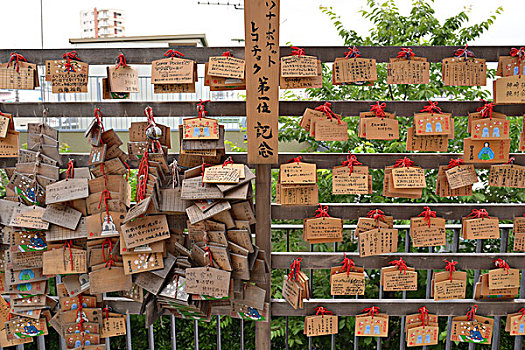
[222,51,232,57]
[493,258,510,274]
[315,307,333,316]
[444,260,457,281]
[7,53,27,72]
[476,99,494,119]
[197,99,210,119]
[418,306,429,328]
[314,102,342,124]
[366,209,386,222]
[93,108,105,132]
[466,305,478,321]
[341,152,362,175]
[420,101,442,115]
[520,308,525,320]
[287,156,302,163]
[314,204,330,218]
[362,306,380,318]
[222,156,234,167]
[344,46,361,59]
[418,206,436,227]
[370,102,386,119]
[393,157,415,168]
[389,257,408,274]
[510,47,525,65]
[116,53,128,69]
[63,51,81,73]
[165,49,184,58]
[65,160,74,181]
[204,246,214,267]
[396,48,415,59]
[339,253,355,277]
[447,158,464,169]
[466,209,490,219]
[200,162,212,187]
[287,257,302,281]
[290,46,305,58]
[454,45,474,59]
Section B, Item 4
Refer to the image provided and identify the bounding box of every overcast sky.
[0,0,521,49]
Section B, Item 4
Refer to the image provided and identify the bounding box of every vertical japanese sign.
[244,0,280,164]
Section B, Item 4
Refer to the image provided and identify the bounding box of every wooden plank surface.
[2,152,525,169]
[271,299,525,317]
[272,203,525,220]
[3,101,525,117]
[0,46,518,64]
[272,252,525,270]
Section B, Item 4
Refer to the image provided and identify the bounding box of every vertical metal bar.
[106,338,111,350]
[421,245,434,350]
[331,241,337,350]
[15,345,24,350]
[515,262,525,350]
[399,228,411,350]
[148,324,155,350]
[445,228,460,350]
[308,242,313,350]
[37,335,45,350]
[285,228,290,350]
[194,320,199,350]
[240,319,245,350]
[55,275,67,350]
[126,312,132,350]
[492,228,509,350]
[469,239,483,350]
[217,315,222,350]
[171,315,177,350]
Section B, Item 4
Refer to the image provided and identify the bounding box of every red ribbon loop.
[136,150,149,202]
[222,156,234,168]
[476,99,494,119]
[363,306,380,318]
[510,47,525,64]
[314,204,330,218]
[65,160,74,181]
[63,51,80,72]
[366,209,386,222]
[102,237,113,265]
[466,305,478,321]
[370,102,386,119]
[418,206,436,227]
[315,307,333,316]
[467,209,490,219]
[64,240,75,270]
[389,257,408,274]
[7,53,27,72]
[396,48,415,59]
[519,308,525,320]
[201,162,211,187]
[341,152,362,175]
[116,53,128,69]
[314,102,342,124]
[222,51,232,57]
[197,99,210,119]
[204,246,214,267]
[344,46,361,59]
[507,157,516,165]
[420,101,442,115]
[287,156,302,163]
[340,253,355,277]
[93,108,105,132]
[165,49,184,58]
[418,306,429,328]
[291,46,305,58]
[454,45,474,59]
[393,157,415,168]
[287,257,302,281]
[494,258,510,274]
[448,158,464,169]
[445,260,457,281]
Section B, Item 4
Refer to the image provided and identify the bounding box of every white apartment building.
[80,8,125,38]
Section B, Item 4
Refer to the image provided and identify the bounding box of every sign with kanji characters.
[244,0,279,163]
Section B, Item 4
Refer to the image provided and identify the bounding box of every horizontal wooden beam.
[272,203,525,220]
[0,46,516,64]
[3,101,525,118]
[1,152,524,170]
[271,299,525,317]
[271,252,525,270]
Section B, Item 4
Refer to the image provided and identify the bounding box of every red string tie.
[454,45,474,59]
[396,48,415,59]
[494,258,510,275]
[287,257,302,281]
[510,47,525,65]
[418,306,429,328]
[93,108,105,132]
[393,157,415,168]
[197,99,210,119]
[98,189,112,222]
[519,308,525,321]
[344,46,361,59]
[116,53,128,69]
[420,101,442,115]
[314,102,342,124]
[201,162,211,187]
[466,305,478,321]
[314,307,333,316]
[7,53,27,72]
[507,157,516,165]
[366,209,386,222]
[291,47,305,58]
[204,247,214,267]
[102,238,113,265]
[65,160,74,181]
[476,99,494,119]
[341,152,362,175]
[389,257,408,274]
[418,206,436,227]
[445,260,457,281]
[363,306,380,319]
[314,204,330,218]
[467,209,490,219]
[287,156,302,163]
[340,253,355,277]
[222,156,234,168]
[370,102,386,119]
[447,158,464,169]
[164,50,184,58]
[64,240,75,270]
[222,51,232,57]
[63,51,81,73]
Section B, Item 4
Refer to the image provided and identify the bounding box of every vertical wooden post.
[255,164,272,349]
